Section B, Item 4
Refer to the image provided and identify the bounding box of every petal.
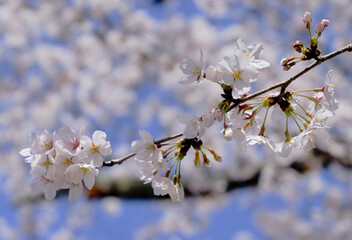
[183,124,199,139]
[92,154,104,167]
[179,59,196,74]
[233,78,251,94]
[176,113,196,124]
[131,140,144,153]
[178,75,198,84]
[139,130,154,142]
[99,141,112,156]
[80,136,92,149]
[241,66,259,81]
[199,49,206,69]
[83,174,95,190]
[219,57,234,73]
[69,182,83,202]
[237,38,246,51]
[92,131,107,145]
[250,59,270,69]
[44,185,57,200]
[20,148,31,157]
[251,44,264,59]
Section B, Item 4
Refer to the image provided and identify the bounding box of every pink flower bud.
[303,12,312,23]
[321,19,329,27]
[315,19,329,36]
[280,58,288,66]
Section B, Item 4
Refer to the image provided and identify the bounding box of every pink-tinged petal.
[139,130,154,142]
[131,140,144,154]
[44,185,57,200]
[152,175,169,196]
[233,78,251,94]
[30,176,44,191]
[69,182,83,202]
[92,154,104,167]
[241,66,259,81]
[99,142,112,156]
[219,57,234,73]
[183,124,199,139]
[179,59,196,74]
[58,127,75,141]
[92,130,107,145]
[65,166,82,184]
[250,59,270,69]
[83,174,95,190]
[78,125,86,137]
[20,148,31,157]
[178,74,198,84]
[199,49,206,69]
[176,113,196,124]
[221,71,235,86]
[80,136,92,149]
[251,44,264,59]
[237,38,246,51]
[234,129,246,153]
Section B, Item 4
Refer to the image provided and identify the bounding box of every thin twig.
[154,133,183,144]
[102,132,183,167]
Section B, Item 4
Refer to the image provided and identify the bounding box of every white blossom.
[221,127,233,141]
[131,130,163,162]
[179,49,206,84]
[80,130,112,167]
[29,170,59,200]
[219,54,258,94]
[205,65,222,82]
[236,38,270,70]
[177,113,206,139]
[247,135,276,152]
[151,175,184,203]
[294,118,330,151]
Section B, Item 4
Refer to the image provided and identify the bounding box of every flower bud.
[205,65,222,82]
[222,128,233,141]
[303,12,312,24]
[202,152,211,167]
[315,19,329,37]
[280,58,288,66]
[292,40,303,53]
[194,150,201,168]
[208,148,222,162]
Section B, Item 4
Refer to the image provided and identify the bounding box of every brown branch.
[227,43,352,112]
[102,132,183,167]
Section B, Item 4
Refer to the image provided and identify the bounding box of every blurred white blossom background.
[1,0,352,239]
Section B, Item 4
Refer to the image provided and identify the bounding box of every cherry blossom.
[80,130,112,167]
[236,38,270,70]
[177,113,206,139]
[131,130,163,163]
[219,55,258,94]
[179,49,206,84]
[294,118,330,151]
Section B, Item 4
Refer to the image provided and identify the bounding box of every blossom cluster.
[20,11,340,203]
[178,53,337,158]
[131,130,184,202]
[20,127,111,202]
[131,130,222,202]
[176,12,337,159]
